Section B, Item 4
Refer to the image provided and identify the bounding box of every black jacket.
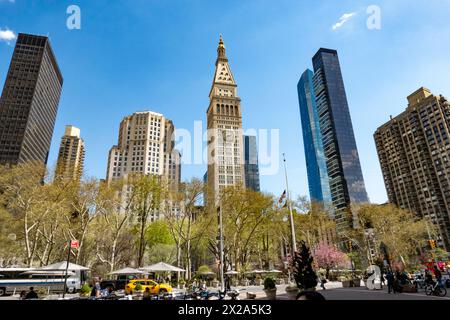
[25,290,38,300]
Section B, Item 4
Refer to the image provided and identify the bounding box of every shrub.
[80,284,91,295]
[293,241,318,290]
[36,287,48,297]
[264,277,276,291]
[197,265,212,275]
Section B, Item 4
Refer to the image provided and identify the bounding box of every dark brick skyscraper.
[0,33,63,165]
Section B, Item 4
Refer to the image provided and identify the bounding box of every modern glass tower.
[312,48,368,231]
[243,135,260,192]
[0,33,63,165]
[297,69,332,210]
[298,48,368,233]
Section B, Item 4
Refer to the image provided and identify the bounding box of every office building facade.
[243,135,260,192]
[374,88,450,250]
[0,33,63,165]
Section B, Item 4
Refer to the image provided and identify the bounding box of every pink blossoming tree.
[313,242,350,279]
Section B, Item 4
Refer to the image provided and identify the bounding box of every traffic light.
[428,239,437,249]
[347,241,353,252]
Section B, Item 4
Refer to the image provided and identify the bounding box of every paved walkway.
[254,285,450,301]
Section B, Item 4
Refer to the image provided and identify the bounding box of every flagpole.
[218,206,225,292]
[62,240,71,299]
[283,153,297,254]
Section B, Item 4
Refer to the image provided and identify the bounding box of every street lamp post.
[283,153,297,254]
[218,206,225,292]
[62,240,71,299]
[424,217,439,267]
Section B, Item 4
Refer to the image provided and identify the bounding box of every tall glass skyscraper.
[297,70,332,211]
[298,48,368,232]
[244,135,260,192]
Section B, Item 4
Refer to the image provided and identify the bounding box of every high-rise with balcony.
[0,33,63,166]
[243,135,260,192]
[374,88,450,250]
[299,48,368,233]
[206,36,245,205]
[55,125,85,182]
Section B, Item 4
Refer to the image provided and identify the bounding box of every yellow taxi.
[124,279,172,295]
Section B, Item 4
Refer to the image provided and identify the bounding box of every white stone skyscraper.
[106,111,180,188]
[206,36,245,205]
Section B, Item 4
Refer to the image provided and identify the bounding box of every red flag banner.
[70,239,79,249]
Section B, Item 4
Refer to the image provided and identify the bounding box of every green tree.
[127,174,163,267]
[0,163,53,267]
[220,186,274,272]
[345,204,432,270]
[165,178,210,279]
[146,220,174,248]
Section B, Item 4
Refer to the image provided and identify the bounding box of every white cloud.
[0,28,17,44]
[332,12,357,31]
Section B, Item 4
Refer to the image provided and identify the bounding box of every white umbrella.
[108,267,144,275]
[267,269,282,273]
[141,262,185,272]
[245,269,265,274]
[198,271,215,275]
[225,270,239,275]
[38,261,89,271]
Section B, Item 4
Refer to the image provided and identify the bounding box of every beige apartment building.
[206,36,245,205]
[106,111,181,221]
[55,125,85,181]
[106,111,180,186]
[374,87,450,250]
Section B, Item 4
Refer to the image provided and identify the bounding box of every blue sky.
[1,0,450,204]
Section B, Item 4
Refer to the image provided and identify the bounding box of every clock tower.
[206,35,245,205]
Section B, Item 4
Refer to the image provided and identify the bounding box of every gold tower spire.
[217,34,227,59]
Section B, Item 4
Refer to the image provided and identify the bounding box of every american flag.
[278,190,287,208]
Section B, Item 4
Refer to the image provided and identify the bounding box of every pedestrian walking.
[386,271,395,294]
[394,271,403,293]
[319,274,327,290]
[90,280,101,298]
[225,275,231,291]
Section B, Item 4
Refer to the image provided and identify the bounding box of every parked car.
[124,279,172,295]
[101,275,137,291]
